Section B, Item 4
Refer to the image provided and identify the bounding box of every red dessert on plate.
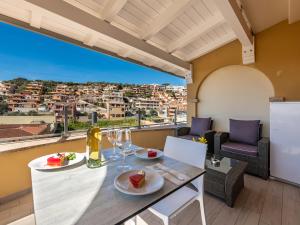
[47,153,65,166]
[129,170,145,188]
[148,150,157,158]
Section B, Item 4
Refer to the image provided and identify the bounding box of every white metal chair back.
[163,136,207,190]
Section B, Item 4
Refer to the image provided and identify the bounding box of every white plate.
[28,152,85,170]
[134,149,164,160]
[114,170,164,196]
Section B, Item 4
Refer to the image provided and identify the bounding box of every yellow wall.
[0,128,175,198]
[189,20,300,118]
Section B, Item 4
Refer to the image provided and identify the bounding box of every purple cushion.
[190,117,211,136]
[221,141,258,156]
[180,134,200,141]
[229,119,260,146]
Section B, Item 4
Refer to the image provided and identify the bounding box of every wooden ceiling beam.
[101,0,127,22]
[141,0,195,40]
[117,49,133,58]
[168,14,225,53]
[186,32,236,61]
[83,32,99,47]
[213,0,253,46]
[63,0,101,19]
[25,0,191,71]
[29,10,42,28]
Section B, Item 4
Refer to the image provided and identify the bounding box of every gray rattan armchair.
[214,119,270,180]
[176,117,215,155]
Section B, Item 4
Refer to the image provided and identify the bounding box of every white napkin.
[125,146,144,156]
[146,163,190,185]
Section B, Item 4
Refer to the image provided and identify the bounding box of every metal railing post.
[91,112,98,125]
[63,105,68,136]
[138,108,141,129]
[174,108,177,126]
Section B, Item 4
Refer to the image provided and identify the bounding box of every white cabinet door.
[270,102,300,185]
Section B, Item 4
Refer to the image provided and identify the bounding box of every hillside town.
[0,78,187,139]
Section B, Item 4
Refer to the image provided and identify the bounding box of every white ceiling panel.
[241,0,288,33]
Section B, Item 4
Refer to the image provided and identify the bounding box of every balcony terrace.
[1,127,300,225]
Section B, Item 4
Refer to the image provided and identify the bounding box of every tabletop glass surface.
[30,145,205,225]
[205,156,241,174]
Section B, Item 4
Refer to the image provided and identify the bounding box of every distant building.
[38,104,48,112]
[0,82,12,96]
[8,94,40,112]
[52,103,76,122]
[52,94,68,102]
[76,99,106,115]
[101,91,126,119]
[2,80,187,124]
[102,91,124,103]
[165,85,186,92]
[24,82,43,95]
[157,107,168,119]
[134,98,160,110]
[106,102,125,119]
[167,106,177,117]
[103,85,117,92]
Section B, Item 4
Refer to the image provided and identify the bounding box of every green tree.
[41,80,57,94]
[124,92,135,98]
[55,123,64,133]
[117,84,123,90]
[149,109,158,117]
[68,120,91,131]
[8,111,26,116]
[28,110,38,116]
[139,109,146,119]
[0,102,8,115]
[97,118,137,128]
[9,77,29,93]
[166,90,176,98]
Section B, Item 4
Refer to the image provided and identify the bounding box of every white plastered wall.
[197,65,275,136]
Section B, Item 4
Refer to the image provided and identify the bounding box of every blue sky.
[0,22,184,85]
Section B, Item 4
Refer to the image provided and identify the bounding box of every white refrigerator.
[270,102,300,185]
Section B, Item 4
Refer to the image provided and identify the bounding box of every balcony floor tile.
[2,175,300,225]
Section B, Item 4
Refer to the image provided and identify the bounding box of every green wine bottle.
[86,127,102,168]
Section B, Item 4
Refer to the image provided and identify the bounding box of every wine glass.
[116,129,132,171]
[107,129,121,161]
[124,128,132,151]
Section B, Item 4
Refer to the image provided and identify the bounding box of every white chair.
[138,136,207,225]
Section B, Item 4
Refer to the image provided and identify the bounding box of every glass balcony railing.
[0,107,187,143]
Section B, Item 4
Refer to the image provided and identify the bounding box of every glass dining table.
[30,145,205,225]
